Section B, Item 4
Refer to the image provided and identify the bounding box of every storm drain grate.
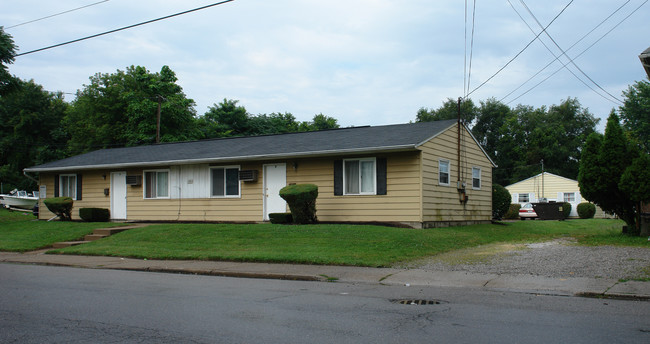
[391,299,446,305]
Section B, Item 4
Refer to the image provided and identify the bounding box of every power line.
[465,0,574,99]
[500,0,632,103]
[14,0,236,57]
[517,0,623,104]
[465,0,478,98]
[6,1,111,29]
[503,0,647,105]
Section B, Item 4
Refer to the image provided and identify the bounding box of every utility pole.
[457,97,462,184]
[541,159,544,202]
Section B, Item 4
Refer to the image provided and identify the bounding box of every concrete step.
[84,234,108,241]
[93,226,139,236]
[52,241,88,248]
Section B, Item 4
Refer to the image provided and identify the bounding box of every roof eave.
[24,144,419,173]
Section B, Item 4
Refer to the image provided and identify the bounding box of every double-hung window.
[563,192,575,202]
[59,174,77,199]
[344,158,376,195]
[439,160,450,185]
[472,167,481,189]
[211,166,240,197]
[144,170,169,199]
[518,193,530,203]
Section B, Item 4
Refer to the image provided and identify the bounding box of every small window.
[563,192,575,202]
[518,193,530,203]
[144,170,169,199]
[211,166,240,197]
[439,160,450,185]
[344,158,376,195]
[59,174,77,200]
[472,167,481,189]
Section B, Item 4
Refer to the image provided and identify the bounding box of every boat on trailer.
[1,190,39,211]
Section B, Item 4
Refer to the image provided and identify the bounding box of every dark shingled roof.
[26,120,463,172]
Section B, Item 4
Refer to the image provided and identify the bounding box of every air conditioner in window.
[126,175,142,186]
[238,170,258,182]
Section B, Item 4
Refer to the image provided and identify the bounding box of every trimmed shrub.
[269,212,293,224]
[561,202,571,219]
[43,197,73,221]
[492,184,511,219]
[79,208,110,222]
[504,204,521,220]
[279,184,318,224]
[577,202,596,219]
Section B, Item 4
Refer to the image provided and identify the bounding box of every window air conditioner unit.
[126,175,142,186]
[238,170,258,182]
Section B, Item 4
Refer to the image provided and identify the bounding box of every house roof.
[26,119,494,172]
[505,172,577,188]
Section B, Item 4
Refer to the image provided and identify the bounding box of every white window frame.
[518,193,530,203]
[143,169,170,199]
[59,174,77,200]
[210,165,241,198]
[343,158,376,195]
[472,167,481,190]
[438,159,450,186]
[563,192,575,202]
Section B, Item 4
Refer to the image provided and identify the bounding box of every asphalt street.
[2,264,649,343]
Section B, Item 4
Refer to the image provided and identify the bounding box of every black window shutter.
[76,174,83,200]
[54,175,60,197]
[376,158,387,195]
[333,160,343,196]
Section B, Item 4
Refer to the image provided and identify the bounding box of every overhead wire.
[517,0,623,105]
[5,0,111,29]
[464,0,574,99]
[503,0,647,105]
[14,0,236,57]
[500,0,632,104]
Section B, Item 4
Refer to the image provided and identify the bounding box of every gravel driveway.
[399,238,650,280]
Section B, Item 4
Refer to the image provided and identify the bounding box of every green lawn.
[48,218,647,267]
[0,208,123,252]
[3,208,646,266]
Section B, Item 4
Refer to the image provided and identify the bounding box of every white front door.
[111,171,127,220]
[263,164,287,220]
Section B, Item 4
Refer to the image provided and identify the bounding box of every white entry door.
[111,171,127,220]
[263,164,287,220]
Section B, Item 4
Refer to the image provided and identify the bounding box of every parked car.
[519,203,537,220]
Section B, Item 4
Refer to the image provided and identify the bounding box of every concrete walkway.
[1,250,648,300]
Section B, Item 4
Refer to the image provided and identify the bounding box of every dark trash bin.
[532,202,566,220]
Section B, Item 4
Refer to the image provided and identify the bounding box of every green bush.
[79,208,110,222]
[504,204,521,220]
[492,184,511,219]
[279,184,318,224]
[562,203,571,219]
[269,212,293,224]
[43,197,73,221]
[577,202,596,219]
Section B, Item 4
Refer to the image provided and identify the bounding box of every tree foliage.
[578,112,643,234]
[0,79,68,191]
[198,99,339,139]
[416,98,477,124]
[619,80,650,154]
[469,97,598,186]
[64,65,199,154]
[0,27,18,96]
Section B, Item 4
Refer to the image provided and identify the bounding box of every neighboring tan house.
[25,120,496,228]
[505,172,610,218]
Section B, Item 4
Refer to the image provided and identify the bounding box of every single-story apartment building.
[25,120,496,228]
[506,172,611,218]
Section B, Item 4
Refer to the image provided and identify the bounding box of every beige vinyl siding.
[37,171,111,220]
[420,123,493,225]
[505,172,612,218]
[287,153,422,223]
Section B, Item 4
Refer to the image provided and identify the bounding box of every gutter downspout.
[23,171,39,185]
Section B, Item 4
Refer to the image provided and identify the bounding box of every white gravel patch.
[407,239,650,280]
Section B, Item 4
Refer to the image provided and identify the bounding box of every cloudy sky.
[2,0,648,131]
